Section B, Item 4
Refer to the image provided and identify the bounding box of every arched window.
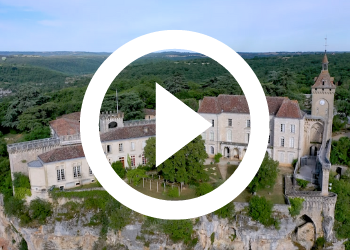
[227,130,232,142]
[108,122,118,128]
[210,146,214,154]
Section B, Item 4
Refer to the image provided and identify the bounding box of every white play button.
[156,83,212,166]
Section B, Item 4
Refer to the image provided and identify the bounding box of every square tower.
[311,53,336,142]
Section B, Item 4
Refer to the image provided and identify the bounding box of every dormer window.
[322,80,325,85]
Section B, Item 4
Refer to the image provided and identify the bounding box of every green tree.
[119,92,145,121]
[195,183,214,196]
[2,87,49,129]
[248,153,279,193]
[249,196,276,227]
[214,202,235,220]
[214,153,222,163]
[126,168,148,186]
[162,220,193,243]
[144,137,156,167]
[288,197,304,217]
[20,126,50,142]
[330,137,350,167]
[111,161,126,179]
[157,136,208,184]
[29,198,52,224]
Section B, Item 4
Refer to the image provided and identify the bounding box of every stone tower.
[311,53,336,142]
[99,111,124,133]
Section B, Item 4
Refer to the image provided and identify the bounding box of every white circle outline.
[80,30,269,219]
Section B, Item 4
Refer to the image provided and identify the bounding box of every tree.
[214,153,222,163]
[111,161,126,179]
[29,198,52,224]
[119,92,145,121]
[2,86,49,129]
[248,153,279,193]
[157,136,208,184]
[126,168,148,186]
[214,202,235,220]
[288,197,304,217]
[330,137,350,167]
[195,183,214,196]
[162,220,193,243]
[144,137,156,167]
[248,196,276,227]
[163,72,188,94]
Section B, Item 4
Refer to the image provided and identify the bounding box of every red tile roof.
[276,99,303,119]
[199,95,289,114]
[49,112,81,136]
[38,145,85,163]
[100,124,155,142]
[312,70,335,89]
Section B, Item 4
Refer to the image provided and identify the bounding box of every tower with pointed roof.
[311,52,336,142]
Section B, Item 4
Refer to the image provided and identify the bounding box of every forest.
[0,52,349,140]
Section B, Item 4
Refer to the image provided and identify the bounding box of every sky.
[0,0,349,52]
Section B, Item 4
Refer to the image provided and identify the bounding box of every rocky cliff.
[0,201,345,250]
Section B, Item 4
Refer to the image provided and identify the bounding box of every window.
[268,135,271,144]
[131,155,136,167]
[281,137,285,147]
[228,119,232,126]
[202,132,206,140]
[246,120,251,128]
[57,169,61,181]
[142,154,147,165]
[246,133,250,143]
[73,164,81,178]
[290,137,294,148]
[290,124,295,133]
[119,157,125,168]
[60,169,65,180]
[227,130,232,142]
[281,124,285,132]
[89,167,93,175]
[131,142,135,151]
[107,145,111,153]
[57,167,65,181]
[119,143,123,152]
[210,131,214,141]
[210,146,214,154]
[211,119,214,127]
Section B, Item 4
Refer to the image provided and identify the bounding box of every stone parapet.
[7,138,60,154]
[123,119,156,127]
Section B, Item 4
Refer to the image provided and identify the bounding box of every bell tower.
[311,49,336,142]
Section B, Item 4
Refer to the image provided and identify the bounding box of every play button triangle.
[156,83,212,167]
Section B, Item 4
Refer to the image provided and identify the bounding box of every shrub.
[210,232,215,244]
[126,168,148,186]
[195,183,214,196]
[162,220,193,243]
[13,173,31,189]
[14,187,31,200]
[214,153,222,163]
[19,238,28,250]
[4,197,25,217]
[29,198,52,223]
[345,240,350,250]
[248,196,278,227]
[289,197,304,217]
[316,237,326,248]
[296,179,309,189]
[167,187,179,198]
[214,202,235,220]
[112,161,126,179]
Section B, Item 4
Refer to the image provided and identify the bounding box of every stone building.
[198,53,335,170]
[7,110,155,197]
